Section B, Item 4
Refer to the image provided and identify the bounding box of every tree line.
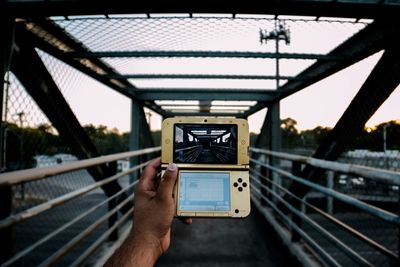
[2,118,399,171]
[252,117,400,151]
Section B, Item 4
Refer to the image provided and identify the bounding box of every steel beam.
[139,108,155,149]
[2,0,400,19]
[0,17,15,171]
[166,111,245,118]
[112,74,297,81]
[0,16,15,264]
[129,101,141,183]
[288,42,400,201]
[246,19,400,116]
[255,108,271,149]
[254,105,281,161]
[11,34,132,213]
[244,101,269,117]
[69,50,335,60]
[135,89,277,101]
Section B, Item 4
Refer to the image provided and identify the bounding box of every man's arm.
[105,158,191,267]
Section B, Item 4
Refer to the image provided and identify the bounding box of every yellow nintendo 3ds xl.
[161,117,250,218]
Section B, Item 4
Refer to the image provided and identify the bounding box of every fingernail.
[167,163,177,171]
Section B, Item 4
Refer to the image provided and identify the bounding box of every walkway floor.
[157,204,299,267]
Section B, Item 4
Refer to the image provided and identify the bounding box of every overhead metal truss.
[135,88,277,101]
[69,51,335,60]
[3,5,400,119]
[2,0,400,19]
[109,74,298,81]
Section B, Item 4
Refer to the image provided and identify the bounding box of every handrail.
[0,161,149,230]
[0,146,160,186]
[250,147,400,185]
[250,158,400,225]
[250,168,399,261]
[70,207,133,267]
[1,179,139,267]
[38,192,136,267]
[251,190,341,267]
[251,174,374,267]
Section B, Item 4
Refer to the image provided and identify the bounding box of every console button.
[235,209,239,214]
[242,182,247,187]
[238,178,243,183]
[233,182,238,187]
[238,187,243,192]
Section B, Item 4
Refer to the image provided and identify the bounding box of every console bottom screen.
[178,172,230,211]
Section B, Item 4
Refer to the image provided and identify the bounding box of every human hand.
[132,158,191,263]
[105,157,191,267]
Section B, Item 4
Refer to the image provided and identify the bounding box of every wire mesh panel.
[48,15,370,116]
[1,31,134,266]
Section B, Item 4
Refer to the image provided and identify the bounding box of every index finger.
[136,157,161,191]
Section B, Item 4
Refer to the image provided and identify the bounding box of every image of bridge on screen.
[174,124,238,164]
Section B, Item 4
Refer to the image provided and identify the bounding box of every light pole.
[383,124,388,153]
[14,111,25,199]
[260,19,291,199]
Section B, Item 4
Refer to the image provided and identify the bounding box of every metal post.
[129,100,140,186]
[1,16,14,171]
[269,103,281,202]
[326,171,334,214]
[107,160,119,241]
[383,124,387,153]
[0,15,14,264]
[270,19,282,202]
[291,161,302,242]
[260,154,268,206]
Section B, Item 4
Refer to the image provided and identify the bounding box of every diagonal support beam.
[0,15,15,265]
[246,19,400,116]
[288,43,400,200]
[276,19,400,101]
[18,19,167,117]
[255,107,271,149]
[11,33,132,212]
[139,107,155,149]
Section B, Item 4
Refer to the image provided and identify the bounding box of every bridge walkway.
[157,205,299,267]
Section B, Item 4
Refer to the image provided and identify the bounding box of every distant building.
[117,160,130,172]
[34,154,78,168]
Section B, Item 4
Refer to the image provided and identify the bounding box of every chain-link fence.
[2,38,134,265]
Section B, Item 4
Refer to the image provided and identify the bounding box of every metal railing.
[0,147,160,267]
[1,145,398,266]
[250,147,400,267]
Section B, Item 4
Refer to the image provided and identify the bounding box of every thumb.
[157,163,178,201]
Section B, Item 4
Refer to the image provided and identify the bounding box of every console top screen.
[174,124,237,164]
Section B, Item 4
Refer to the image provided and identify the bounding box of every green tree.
[281,117,300,149]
